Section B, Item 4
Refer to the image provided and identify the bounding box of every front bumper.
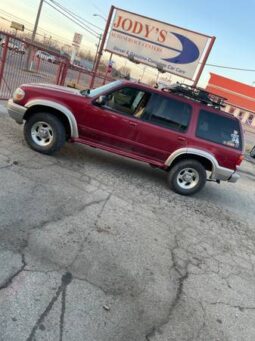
[7,99,27,124]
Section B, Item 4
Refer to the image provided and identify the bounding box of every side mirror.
[96,95,107,106]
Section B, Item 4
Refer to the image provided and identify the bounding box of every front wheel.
[167,159,206,195]
[24,112,66,155]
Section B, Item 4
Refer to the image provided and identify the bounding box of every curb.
[0,104,8,116]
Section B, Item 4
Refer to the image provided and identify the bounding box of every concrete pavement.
[0,103,255,340]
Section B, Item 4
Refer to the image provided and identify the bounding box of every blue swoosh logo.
[162,32,200,64]
[111,29,200,65]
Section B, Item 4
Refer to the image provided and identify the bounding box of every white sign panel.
[72,32,83,46]
[106,9,213,80]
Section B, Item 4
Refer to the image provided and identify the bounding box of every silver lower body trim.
[227,172,240,183]
[211,165,240,183]
[7,99,26,124]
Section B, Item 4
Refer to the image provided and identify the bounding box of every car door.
[78,86,147,152]
[131,93,193,163]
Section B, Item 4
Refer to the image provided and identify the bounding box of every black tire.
[250,146,255,158]
[167,159,206,196]
[24,112,66,155]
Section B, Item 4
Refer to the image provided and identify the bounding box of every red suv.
[7,80,244,195]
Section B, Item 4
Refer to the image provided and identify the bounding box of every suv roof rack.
[162,83,227,109]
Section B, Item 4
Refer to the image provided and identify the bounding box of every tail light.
[237,154,244,166]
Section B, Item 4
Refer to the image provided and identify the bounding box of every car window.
[104,87,148,116]
[196,110,242,150]
[142,94,192,132]
[87,80,123,97]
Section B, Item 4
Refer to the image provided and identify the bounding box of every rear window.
[196,110,242,150]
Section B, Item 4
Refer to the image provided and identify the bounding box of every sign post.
[102,53,113,85]
[89,5,115,89]
[193,36,216,87]
[71,33,83,64]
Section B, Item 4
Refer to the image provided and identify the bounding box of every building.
[206,73,255,129]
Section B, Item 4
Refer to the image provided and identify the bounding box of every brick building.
[206,73,255,129]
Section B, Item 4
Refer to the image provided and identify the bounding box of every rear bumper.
[7,99,26,124]
[211,165,240,183]
[228,171,240,183]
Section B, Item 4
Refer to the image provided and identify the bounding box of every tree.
[79,49,94,62]
[118,66,131,77]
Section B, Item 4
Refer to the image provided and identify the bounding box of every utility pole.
[92,34,102,72]
[89,5,115,89]
[26,0,44,69]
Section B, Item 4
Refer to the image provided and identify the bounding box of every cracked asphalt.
[0,103,255,341]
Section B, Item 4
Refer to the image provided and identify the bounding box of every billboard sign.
[105,9,214,80]
[10,21,24,32]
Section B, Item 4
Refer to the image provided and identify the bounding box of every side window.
[196,110,242,150]
[104,87,147,116]
[142,94,192,132]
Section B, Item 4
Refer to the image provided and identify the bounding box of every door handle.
[177,136,186,142]
[110,114,118,119]
[129,122,137,127]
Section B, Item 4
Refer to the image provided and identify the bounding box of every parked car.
[1,39,25,54]
[35,50,56,63]
[15,43,26,54]
[7,81,244,195]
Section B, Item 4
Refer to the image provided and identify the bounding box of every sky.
[0,0,255,87]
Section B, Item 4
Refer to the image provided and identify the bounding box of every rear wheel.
[168,159,206,195]
[24,112,66,154]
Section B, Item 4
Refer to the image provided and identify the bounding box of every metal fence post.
[59,60,69,86]
[55,62,63,85]
[0,35,9,88]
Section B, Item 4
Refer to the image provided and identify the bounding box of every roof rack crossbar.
[162,83,227,109]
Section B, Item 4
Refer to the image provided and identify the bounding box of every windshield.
[82,80,123,97]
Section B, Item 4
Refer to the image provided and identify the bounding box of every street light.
[93,13,107,22]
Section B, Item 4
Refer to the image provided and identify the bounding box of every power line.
[0,8,72,44]
[0,4,101,39]
[48,0,101,35]
[49,0,104,32]
[44,0,100,38]
[205,63,255,72]
[1,5,255,73]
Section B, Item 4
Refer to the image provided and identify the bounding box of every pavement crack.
[96,192,112,221]
[146,236,190,340]
[26,272,72,341]
[0,254,26,290]
[208,300,255,311]
[59,279,67,341]
[68,193,112,268]
[30,197,108,232]
[72,275,108,295]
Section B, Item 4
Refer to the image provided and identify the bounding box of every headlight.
[13,88,25,102]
